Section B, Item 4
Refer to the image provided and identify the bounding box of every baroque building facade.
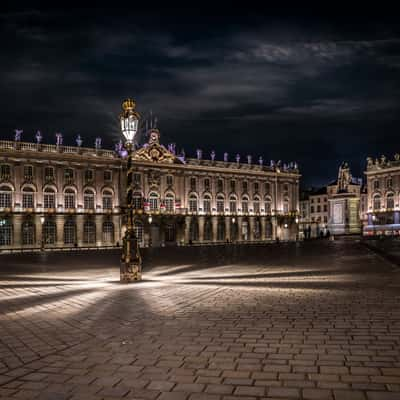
[0,129,300,251]
[364,154,400,235]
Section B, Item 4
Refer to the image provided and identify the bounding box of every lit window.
[203,195,211,213]
[22,187,34,209]
[189,194,198,212]
[242,196,249,213]
[84,189,95,210]
[64,168,74,183]
[216,195,224,213]
[253,197,260,213]
[43,220,56,245]
[229,196,237,213]
[85,169,94,182]
[132,192,143,210]
[165,193,174,212]
[265,197,272,214]
[22,220,35,245]
[0,219,12,246]
[373,195,381,210]
[102,190,113,210]
[149,192,159,211]
[83,219,96,244]
[64,189,76,209]
[24,165,33,180]
[387,193,394,209]
[44,188,55,209]
[102,221,114,244]
[0,164,11,180]
[0,186,12,208]
[64,218,76,244]
[44,167,54,182]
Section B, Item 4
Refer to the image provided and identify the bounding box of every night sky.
[1,7,400,187]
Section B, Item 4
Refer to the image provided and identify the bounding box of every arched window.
[253,196,260,214]
[22,219,35,245]
[216,195,224,213]
[189,194,198,213]
[64,218,76,245]
[43,187,56,209]
[83,219,96,244]
[102,190,113,210]
[84,189,95,210]
[387,193,394,209]
[189,218,199,241]
[149,192,159,211]
[229,196,237,213]
[102,221,114,244]
[134,221,144,246]
[265,196,272,214]
[22,187,35,209]
[132,192,143,210]
[283,197,289,214]
[373,195,381,211]
[203,194,211,213]
[242,196,249,213]
[43,219,56,245]
[64,189,76,209]
[204,219,212,241]
[0,218,12,246]
[0,185,12,208]
[217,218,225,241]
[165,193,174,212]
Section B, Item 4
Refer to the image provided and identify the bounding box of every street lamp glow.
[231,217,236,223]
[148,215,152,224]
[120,99,140,144]
[284,223,288,228]
[40,216,45,224]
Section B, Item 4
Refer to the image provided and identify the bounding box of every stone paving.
[0,240,400,399]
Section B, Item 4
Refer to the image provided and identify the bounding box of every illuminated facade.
[0,130,300,250]
[364,154,400,235]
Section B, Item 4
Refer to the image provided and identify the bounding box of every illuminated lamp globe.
[120,99,140,144]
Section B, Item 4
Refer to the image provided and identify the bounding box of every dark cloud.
[1,8,400,186]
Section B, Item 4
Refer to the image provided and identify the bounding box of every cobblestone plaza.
[0,241,399,400]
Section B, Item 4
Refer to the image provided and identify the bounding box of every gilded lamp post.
[120,99,142,282]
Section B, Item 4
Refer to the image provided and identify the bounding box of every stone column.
[35,214,43,248]
[225,216,231,242]
[249,217,255,241]
[198,216,205,242]
[212,216,218,242]
[13,214,22,248]
[260,216,266,240]
[76,214,84,247]
[237,216,243,241]
[113,214,120,245]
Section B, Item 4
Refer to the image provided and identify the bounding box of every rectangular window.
[254,182,259,192]
[230,180,236,192]
[242,181,248,192]
[24,165,33,180]
[64,168,74,183]
[85,169,94,182]
[133,173,141,185]
[265,182,271,195]
[166,175,173,186]
[310,206,314,213]
[217,179,223,192]
[1,164,11,180]
[373,180,379,190]
[44,167,54,181]
[103,196,112,210]
[190,177,196,191]
[323,205,327,212]
[204,178,210,191]
[0,191,12,208]
[104,170,112,182]
[387,178,393,188]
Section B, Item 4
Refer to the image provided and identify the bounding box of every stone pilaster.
[260,216,266,240]
[225,216,231,241]
[198,216,205,242]
[13,214,22,247]
[35,214,43,247]
[184,216,191,244]
[237,216,243,241]
[249,217,255,241]
[96,215,102,246]
[76,214,84,246]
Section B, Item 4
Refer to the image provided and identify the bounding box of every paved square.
[0,241,400,399]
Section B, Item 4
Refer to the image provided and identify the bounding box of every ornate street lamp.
[120,99,142,282]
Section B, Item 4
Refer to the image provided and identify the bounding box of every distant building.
[327,162,362,235]
[364,154,400,236]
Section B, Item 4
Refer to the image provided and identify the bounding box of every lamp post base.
[120,262,142,282]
